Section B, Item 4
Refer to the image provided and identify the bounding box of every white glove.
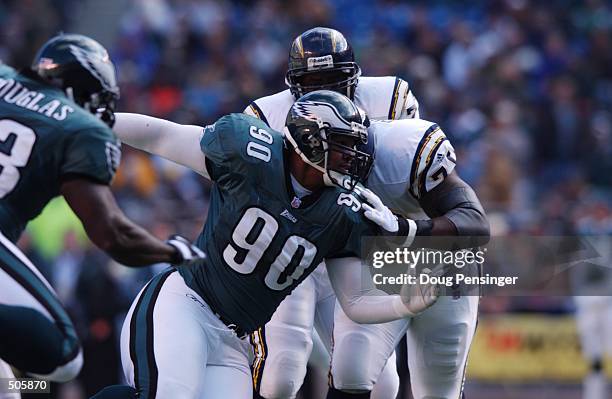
[167,235,206,266]
[360,188,399,233]
[360,188,418,247]
[400,265,441,315]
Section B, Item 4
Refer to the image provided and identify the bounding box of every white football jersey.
[244,76,420,131]
[367,119,457,217]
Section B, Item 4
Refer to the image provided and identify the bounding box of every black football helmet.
[32,33,119,127]
[285,90,372,190]
[286,27,361,100]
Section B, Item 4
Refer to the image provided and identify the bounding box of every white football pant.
[252,266,400,399]
[121,269,253,399]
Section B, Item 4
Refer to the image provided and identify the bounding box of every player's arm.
[363,125,489,247]
[59,126,203,267]
[418,171,489,239]
[326,256,437,323]
[362,174,489,248]
[113,113,210,179]
[61,177,204,267]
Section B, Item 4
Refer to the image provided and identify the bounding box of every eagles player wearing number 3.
[0,34,204,388]
[94,90,438,399]
[245,28,490,399]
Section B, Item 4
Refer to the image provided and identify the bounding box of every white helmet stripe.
[292,100,352,129]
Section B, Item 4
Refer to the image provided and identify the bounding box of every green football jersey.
[0,65,120,242]
[178,113,376,334]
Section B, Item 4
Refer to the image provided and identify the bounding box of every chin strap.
[324,170,347,187]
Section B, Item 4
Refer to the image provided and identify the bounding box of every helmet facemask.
[320,124,373,190]
[286,63,361,100]
[285,95,373,191]
[66,87,118,127]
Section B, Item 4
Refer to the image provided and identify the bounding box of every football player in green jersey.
[0,34,204,384]
[92,90,436,399]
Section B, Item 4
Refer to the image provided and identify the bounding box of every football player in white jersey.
[244,27,418,399]
[352,118,487,399]
[244,27,489,399]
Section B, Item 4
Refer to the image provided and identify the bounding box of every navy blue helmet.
[285,27,361,100]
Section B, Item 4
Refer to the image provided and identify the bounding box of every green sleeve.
[342,221,377,259]
[200,113,274,182]
[60,126,121,185]
[329,205,379,259]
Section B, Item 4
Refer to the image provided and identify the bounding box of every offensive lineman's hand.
[167,235,206,266]
[400,265,441,315]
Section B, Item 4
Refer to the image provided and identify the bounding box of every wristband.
[396,217,417,247]
[396,218,434,247]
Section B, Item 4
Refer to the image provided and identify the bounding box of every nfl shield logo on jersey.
[291,196,302,208]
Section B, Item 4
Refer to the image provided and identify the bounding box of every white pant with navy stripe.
[331,294,479,399]
[120,269,254,399]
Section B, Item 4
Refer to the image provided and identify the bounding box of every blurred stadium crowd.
[0,0,611,397]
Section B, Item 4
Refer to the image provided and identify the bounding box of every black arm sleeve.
[419,172,490,241]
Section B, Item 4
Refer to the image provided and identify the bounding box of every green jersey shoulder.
[200,113,282,185]
[0,64,120,241]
